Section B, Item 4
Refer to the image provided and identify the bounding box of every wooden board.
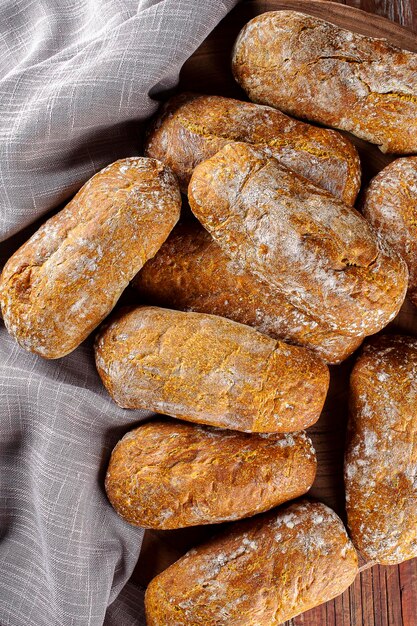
[134,2,417,624]
[342,0,417,34]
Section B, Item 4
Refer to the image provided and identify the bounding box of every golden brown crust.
[0,158,181,359]
[232,11,417,154]
[145,499,358,625]
[188,142,407,338]
[133,222,363,364]
[362,157,417,308]
[95,305,329,433]
[144,93,360,204]
[105,419,317,529]
[345,335,417,565]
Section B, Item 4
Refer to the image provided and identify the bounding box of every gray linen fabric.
[0,0,237,242]
[0,0,238,624]
[0,332,149,626]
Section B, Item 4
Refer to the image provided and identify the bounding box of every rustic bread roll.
[145,93,361,204]
[145,499,358,625]
[232,11,417,154]
[345,335,417,565]
[188,142,407,338]
[105,419,316,529]
[362,157,417,308]
[133,222,363,364]
[0,158,181,359]
[95,306,329,433]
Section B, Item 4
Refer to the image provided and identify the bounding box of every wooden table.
[133,2,417,624]
[340,0,417,33]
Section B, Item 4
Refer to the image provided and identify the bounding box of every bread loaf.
[362,157,417,308]
[133,222,363,364]
[345,335,417,565]
[145,499,358,625]
[232,11,417,153]
[105,419,316,529]
[188,142,407,337]
[145,93,360,204]
[0,158,181,358]
[95,306,329,433]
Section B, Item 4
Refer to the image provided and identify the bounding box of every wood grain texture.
[343,0,417,33]
[133,2,417,624]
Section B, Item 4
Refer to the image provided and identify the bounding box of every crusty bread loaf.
[105,419,316,529]
[188,142,407,338]
[95,306,329,433]
[362,157,417,308]
[145,499,358,625]
[145,93,361,204]
[345,335,417,565]
[133,222,363,364]
[0,158,181,359]
[232,11,417,153]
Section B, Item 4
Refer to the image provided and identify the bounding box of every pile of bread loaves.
[1,10,417,625]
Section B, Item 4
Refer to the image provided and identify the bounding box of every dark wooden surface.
[132,2,417,624]
[342,0,417,33]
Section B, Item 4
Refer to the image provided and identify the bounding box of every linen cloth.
[0,1,238,624]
